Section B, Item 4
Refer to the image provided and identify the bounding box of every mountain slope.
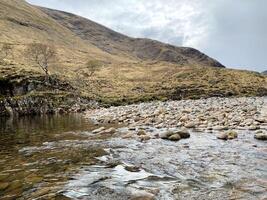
[0,0,266,113]
[40,7,224,68]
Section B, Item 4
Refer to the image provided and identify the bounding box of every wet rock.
[125,166,141,172]
[217,131,238,140]
[217,133,228,140]
[25,175,43,184]
[248,125,259,130]
[101,127,116,134]
[213,126,228,131]
[255,117,266,123]
[168,134,181,141]
[254,133,267,141]
[176,128,190,139]
[122,133,135,139]
[159,131,173,139]
[137,130,147,136]
[227,131,238,140]
[92,127,105,134]
[140,135,151,142]
[184,122,196,129]
[0,174,9,182]
[0,182,9,191]
[6,180,22,191]
[30,187,52,199]
[131,196,156,200]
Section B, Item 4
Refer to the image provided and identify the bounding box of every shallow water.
[0,115,266,200]
[0,114,105,200]
[62,131,267,200]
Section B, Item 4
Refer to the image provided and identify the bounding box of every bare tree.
[26,43,56,80]
[0,43,13,63]
[85,60,102,77]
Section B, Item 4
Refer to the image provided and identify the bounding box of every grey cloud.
[27,0,267,72]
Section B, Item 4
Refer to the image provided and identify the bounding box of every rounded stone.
[140,135,151,142]
[176,129,190,139]
[254,133,267,141]
[217,133,228,140]
[227,131,238,140]
[168,134,181,141]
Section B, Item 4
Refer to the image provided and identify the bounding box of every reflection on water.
[0,114,104,200]
[0,114,93,148]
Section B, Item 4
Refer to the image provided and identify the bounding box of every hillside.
[0,0,266,115]
[262,70,267,75]
[40,7,224,68]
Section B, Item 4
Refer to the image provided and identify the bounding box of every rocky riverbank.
[1,97,266,200]
[0,68,99,116]
[0,95,98,117]
[86,97,267,141]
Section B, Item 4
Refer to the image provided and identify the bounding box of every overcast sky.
[27,0,267,72]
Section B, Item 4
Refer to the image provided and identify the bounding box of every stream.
[0,114,266,200]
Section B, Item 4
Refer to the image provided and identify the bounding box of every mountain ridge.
[39,6,225,68]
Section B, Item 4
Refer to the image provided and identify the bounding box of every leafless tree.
[26,43,56,79]
[0,43,13,63]
[85,60,102,77]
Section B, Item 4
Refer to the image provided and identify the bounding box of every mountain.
[262,71,267,75]
[0,0,266,114]
[40,7,224,68]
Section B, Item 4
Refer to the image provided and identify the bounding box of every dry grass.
[0,0,266,106]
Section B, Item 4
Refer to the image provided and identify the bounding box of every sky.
[27,0,267,72]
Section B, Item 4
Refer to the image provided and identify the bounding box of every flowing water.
[0,115,266,200]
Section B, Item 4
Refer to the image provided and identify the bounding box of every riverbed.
[0,97,266,200]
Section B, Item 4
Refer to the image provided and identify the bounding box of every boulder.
[248,125,259,131]
[159,131,174,139]
[217,131,238,140]
[140,135,151,142]
[176,128,190,139]
[227,131,238,140]
[217,133,228,140]
[254,133,267,141]
[168,134,181,141]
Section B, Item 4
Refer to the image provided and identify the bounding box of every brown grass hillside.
[0,0,266,106]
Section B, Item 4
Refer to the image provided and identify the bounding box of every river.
[0,111,266,200]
